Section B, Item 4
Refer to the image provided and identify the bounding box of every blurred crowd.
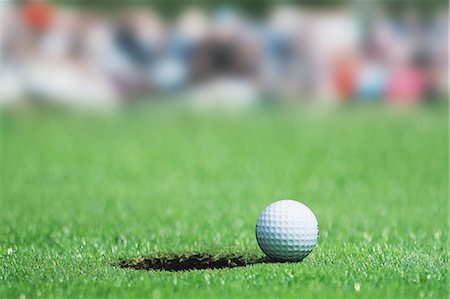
[1,1,448,108]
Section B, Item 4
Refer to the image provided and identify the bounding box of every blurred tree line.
[38,0,447,18]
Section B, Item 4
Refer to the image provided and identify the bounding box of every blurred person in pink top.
[386,54,426,104]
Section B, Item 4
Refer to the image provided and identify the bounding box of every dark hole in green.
[118,254,299,272]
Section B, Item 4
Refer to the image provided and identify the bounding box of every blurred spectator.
[332,51,359,101]
[386,55,426,104]
[355,53,388,101]
[19,0,53,34]
[0,3,447,108]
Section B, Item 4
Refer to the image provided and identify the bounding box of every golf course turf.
[1,105,448,298]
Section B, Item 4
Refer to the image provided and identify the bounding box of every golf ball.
[256,200,319,261]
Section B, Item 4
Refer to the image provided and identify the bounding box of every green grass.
[1,105,448,298]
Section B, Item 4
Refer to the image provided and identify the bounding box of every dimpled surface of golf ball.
[256,200,319,261]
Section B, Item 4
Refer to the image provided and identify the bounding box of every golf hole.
[118,254,297,272]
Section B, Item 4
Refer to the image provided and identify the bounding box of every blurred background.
[1,0,448,109]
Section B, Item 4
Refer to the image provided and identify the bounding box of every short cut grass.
[1,105,448,298]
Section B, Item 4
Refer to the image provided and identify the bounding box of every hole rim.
[117,253,302,272]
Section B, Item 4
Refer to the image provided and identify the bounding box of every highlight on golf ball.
[256,200,319,261]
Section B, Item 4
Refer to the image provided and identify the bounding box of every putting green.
[1,105,448,298]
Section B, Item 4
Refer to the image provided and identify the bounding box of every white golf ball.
[256,200,319,261]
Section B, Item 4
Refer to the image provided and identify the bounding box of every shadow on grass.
[118,253,300,272]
